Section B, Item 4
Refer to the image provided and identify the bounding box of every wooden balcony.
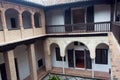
[46,21,111,34]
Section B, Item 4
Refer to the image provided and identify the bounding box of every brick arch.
[34,12,41,27]
[21,10,32,15]
[50,43,60,54]
[34,12,41,15]
[5,8,19,14]
[95,42,109,49]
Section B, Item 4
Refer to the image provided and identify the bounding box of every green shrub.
[48,75,60,80]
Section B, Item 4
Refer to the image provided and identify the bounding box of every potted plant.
[48,75,60,80]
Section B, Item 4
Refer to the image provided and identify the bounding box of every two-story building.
[0,0,120,80]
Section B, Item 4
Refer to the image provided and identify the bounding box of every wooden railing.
[46,21,111,33]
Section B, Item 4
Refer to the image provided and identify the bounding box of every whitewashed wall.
[14,45,30,80]
[94,4,111,22]
[35,41,45,69]
[117,2,120,16]
[46,9,65,33]
[94,4,111,31]
[116,2,120,22]
[46,10,65,25]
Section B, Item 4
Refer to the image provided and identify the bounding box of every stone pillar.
[30,13,35,36]
[18,12,24,38]
[62,57,65,74]
[3,50,17,80]
[1,9,7,30]
[44,41,52,71]
[18,12,23,29]
[27,44,37,80]
[1,9,7,42]
[40,11,46,34]
[92,59,95,79]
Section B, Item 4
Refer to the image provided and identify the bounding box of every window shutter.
[95,49,101,64]
[65,8,72,32]
[85,50,92,69]
[68,49,74,67]
[102,49,108,64]
[87,6,94,31]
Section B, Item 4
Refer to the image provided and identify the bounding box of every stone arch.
[22,11,32,28]
[34,12,41,27]
[64,41,89,57]
[65,41,92,68]
[21,9,32,15]
[5,8,19,14]
[5,8,19,29]
[49,43,60,55]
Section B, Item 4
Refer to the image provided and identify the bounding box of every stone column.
[1,9,7,42]
[27,44,37,80]
[1,9,7,30]
[3,50,17,80]
[92,59,95,79]
[40,11,46,34]
[44,41,52,71]
[30,12,35,36]
[18,12,24,38]
[62,57,65,74]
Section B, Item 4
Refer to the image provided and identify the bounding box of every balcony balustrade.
[46,21,111,33]
[46,22,111,33]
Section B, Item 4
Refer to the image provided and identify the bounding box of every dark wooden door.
[15,58,20,80]
[0,63,7,80]
[72,9,85,24]
[68,49,74,67]
[85,50,92,69]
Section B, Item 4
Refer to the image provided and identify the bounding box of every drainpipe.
[62,57,65,74]
[92,59,95,79]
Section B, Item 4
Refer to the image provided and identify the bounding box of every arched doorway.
[50,43,64,68]
[66,41,92,69]
[34,12,41,28]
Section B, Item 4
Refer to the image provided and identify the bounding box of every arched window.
[22,11,32,29]
[34,12,41,28]
[5,8,18,29]
[95,43,109,64]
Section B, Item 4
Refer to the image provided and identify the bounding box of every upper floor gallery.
[0,0,120,44]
